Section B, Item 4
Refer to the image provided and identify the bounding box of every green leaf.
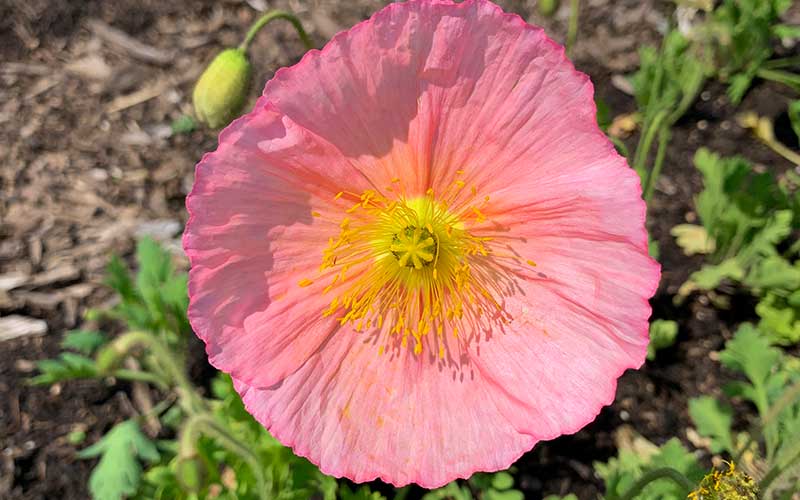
[31,353,97,385]
[77,420,159,500]
[774,24,800,41]
[544,496,579,500]
[106,254,136,302]
[485,490,524,500]
[688,259,745,291]
[170,115,197,135]
[688,396,736,454]
[491,471,515,490]
[337,485,386,500]
[422,481,472,500]
[745,256,800,291]
[789,100,800,143]
[595,97,612,130]
[648,320,679,360]
[720,324,781,390]
[671,224,716,256]
[596,437,702,500]
[61,330,107,355]
[756,291,800,345]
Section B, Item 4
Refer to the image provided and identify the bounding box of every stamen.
[306,183,534,357]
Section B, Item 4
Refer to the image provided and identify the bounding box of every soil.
[1,1,798,499]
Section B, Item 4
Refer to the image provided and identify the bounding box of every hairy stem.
[619,468,694,500]
[643,126,670,202]
[181,413,269,499]
[566,0,580,58]
[240,10,313,53]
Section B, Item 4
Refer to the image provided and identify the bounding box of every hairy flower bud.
[193,48,252,129]
[538,0,559,16]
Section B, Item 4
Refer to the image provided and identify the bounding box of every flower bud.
[538,0,559,16]
[193,48,252,129]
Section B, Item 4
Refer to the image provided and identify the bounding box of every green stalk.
[763,56,800,70]
[619,468,694,500]
[733,379,800,465]
[633,109,668,180]
[757,68,800,93]
[112,368,169,390]
[761,444,800,494]
[239,10,313,53]
[643,126,670,202]
[97,331,205,413]
[181,413,269,499]
[566,0,580,58]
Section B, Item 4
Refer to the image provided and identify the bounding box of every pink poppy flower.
[184,0,660,488]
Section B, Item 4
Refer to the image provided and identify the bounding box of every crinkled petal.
[234,335,536,488]
[185,103,376,387]
[473,235,659,438]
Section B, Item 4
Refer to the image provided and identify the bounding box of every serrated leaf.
[31,353,97,385]
[745,256,800,291]
[688,259,745,291]
[689,396,735,454]
[78,420,159,500]
[105,254,136,302]
[756,291,800,345]
[61,330,107,355]
[720,324,781,389]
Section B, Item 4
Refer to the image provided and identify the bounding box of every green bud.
[193,48,252,129]
[538,0,559,16]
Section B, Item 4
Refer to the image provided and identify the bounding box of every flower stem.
[97,331,205,413]
[633,109,668,181]
[643,125,670,202]
[112,368,169,390]
[239,10,313,54]
[619,468,694,500]
[181,413,269,499]
[763,56,800,70]
[566,0,580,58]
[733,379,800,466]
[757,68,800,93]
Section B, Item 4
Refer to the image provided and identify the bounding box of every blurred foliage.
[695,0,798,103]
[688,324,800,498]
[595,438,703,499]
[648,319,679,361]
[675,149,800,345]
[33,239,528,500]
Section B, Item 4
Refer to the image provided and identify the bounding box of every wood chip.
[0,62,50,75]
[65,54,112,81]
[105,82,168,113]
[0,273,29,292]
[87,19,174,66]
[0,315,48,342]
[28,265,80,288]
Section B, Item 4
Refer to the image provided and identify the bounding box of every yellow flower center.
[302,176,536,358]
